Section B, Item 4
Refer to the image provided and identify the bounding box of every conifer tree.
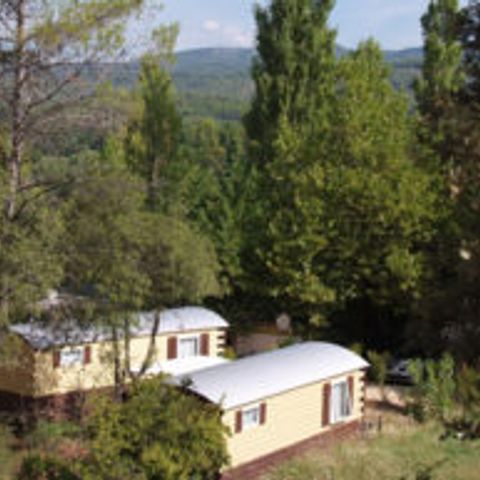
[124,53,181,208]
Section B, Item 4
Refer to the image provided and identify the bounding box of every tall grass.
[264,423,480,480]
[0,424,17,480]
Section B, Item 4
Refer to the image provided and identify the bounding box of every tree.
[411,1,480,362]
[84,377,229,480]
[0,0,151,327]
[243,0,338,317]
[460,0,480,103]
[245,0,336,167]
[0,0,149,219]
[124,52,181,208]
[415,0,464,176]
[322,41,439,347]
[63,155,220,389]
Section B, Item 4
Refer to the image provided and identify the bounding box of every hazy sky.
[154,0,469,52]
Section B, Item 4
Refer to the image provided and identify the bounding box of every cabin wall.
[223,370,365,468]
[32,328,226,397]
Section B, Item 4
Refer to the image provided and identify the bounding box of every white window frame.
[330,380,352,424]
[242,405,261,431]
[60,347,85,367]
[178,335,200,359]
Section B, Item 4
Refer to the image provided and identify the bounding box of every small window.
[331,381,351,423]
[60,347,84,367]
[178,337,199,359]
[242,406,260,430]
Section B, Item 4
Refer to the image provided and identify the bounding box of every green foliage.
[25,420,82,452]
[455,366,480,437]
[17,454,81,480]
[266,422,480,480]
[124,56,181,208]
[409,354,456,423]
[325,41,438,307]
[245,14,438,340]
[160,119,255,291]
[366,350,391,388]
[84,377,229,480]
[459,1,480,102]
[65,164,221,310]
[244,0,337,313]
[409,355,480,438]
[0,176,65,327]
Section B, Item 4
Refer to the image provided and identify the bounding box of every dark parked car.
[387,359,414,385]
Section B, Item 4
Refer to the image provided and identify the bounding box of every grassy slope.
[0,425,20,479]
[263,419,480,480]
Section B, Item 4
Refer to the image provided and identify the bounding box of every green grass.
[0,424,19,480]
[263,422,480,480]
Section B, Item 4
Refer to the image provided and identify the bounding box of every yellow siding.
[0,335,36,396]
[31,328,226,396]
[223,370,365,468]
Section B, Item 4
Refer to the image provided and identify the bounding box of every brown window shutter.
[167,336,178,360]
[200,333,210,356]
[84,346,92,365]
[348,375,355,408]
[322,382,331,427]
[260,402,267,425]
[53,350,61,369]
[235,410,243,434]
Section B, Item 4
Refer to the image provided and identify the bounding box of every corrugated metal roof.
[174,342,369,410]
[9,307,228,350]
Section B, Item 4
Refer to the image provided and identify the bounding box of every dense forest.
[0,0,478,360]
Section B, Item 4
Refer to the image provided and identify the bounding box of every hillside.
[101,46,422,120]
[175,46,423,107]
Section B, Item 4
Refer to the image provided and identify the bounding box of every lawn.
[263,410,480,480]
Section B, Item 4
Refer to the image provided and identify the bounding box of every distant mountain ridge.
[101,45,423,120]
[173,44,423,76]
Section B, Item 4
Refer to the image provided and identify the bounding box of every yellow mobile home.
[0,307,228,418]
[175,342,368,478]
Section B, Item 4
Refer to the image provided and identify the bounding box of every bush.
[84,376,230,480]
[409,354,480,438]
[17,454,81,480]
[25,420,82,452]
[366,350,391,398]
[408,354,456,423]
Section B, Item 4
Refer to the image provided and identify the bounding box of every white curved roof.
[10,307,228,350]
[175,342,369,410]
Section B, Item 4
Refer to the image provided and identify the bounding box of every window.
[331,381,351,423]
[242,406,261,430]
[178,337,199,359]
[60,347,84,367]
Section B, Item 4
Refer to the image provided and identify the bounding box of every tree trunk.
[7,0,27,220]
[126,310,162,381]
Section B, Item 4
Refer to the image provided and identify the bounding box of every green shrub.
[409,354,480,438]
[17,454,81,480]
[366,350,391,399]
[222,346,237,360]
[84,376,230,480]
[408,354,456,423]
[26,420,82,452]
